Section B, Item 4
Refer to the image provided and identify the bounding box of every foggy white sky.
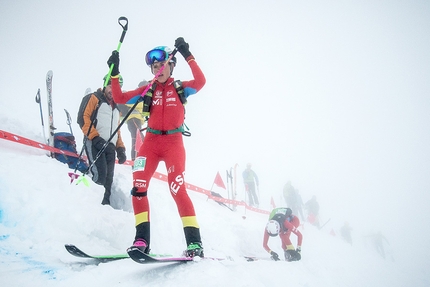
[1,0,430,255]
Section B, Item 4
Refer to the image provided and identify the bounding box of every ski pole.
[64,109,73,135]
[83,49,178,176]
[35,88,47,144]
[69,16,128,183]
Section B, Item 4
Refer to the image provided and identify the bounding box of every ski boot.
[132,238,150,254]
[101,197,110,205]
[184,242,204,258]
[284,249,300,262]
[101,190,111,205]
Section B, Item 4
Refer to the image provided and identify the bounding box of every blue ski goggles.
[145,49,169,66]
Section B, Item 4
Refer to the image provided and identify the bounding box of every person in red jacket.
[107,37,206,257]
[263,207,303,261]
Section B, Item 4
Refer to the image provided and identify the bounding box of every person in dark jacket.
[81,76,127,205]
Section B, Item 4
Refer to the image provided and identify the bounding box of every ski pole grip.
[118,16,128,45]
[35,88,41,103]
[104,16,128,88]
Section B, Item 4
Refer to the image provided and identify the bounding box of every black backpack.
[76,90,103,129]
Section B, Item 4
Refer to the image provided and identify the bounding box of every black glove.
[92,136,107,151]
[296,246,301,255]
[270,251,280,261]
[107,50,120,76]
[174,37,192,59]
[116,147,127,164]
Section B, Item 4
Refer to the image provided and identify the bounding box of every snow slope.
[0,118,428,287]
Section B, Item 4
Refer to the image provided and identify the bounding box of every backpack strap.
[90,90,104,125]
[141,82,157,118]
[142,81,186,119]
[173,80,187,105]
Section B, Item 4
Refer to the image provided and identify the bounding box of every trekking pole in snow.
[69,16,128,184]
[64,109,73,135]
[35,88,47,144]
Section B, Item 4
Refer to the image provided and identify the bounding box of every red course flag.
[213,171,226,189]
[270,196,276,209]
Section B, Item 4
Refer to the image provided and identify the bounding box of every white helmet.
[266,220,280,237]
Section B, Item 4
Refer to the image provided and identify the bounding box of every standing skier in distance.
[242,163,259,207]
[107,37,206,257]
[263,207,303,261]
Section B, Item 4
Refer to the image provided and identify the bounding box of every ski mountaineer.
[263,207,303,261]
[107,37,206,257]
[242,163,259,207]
[81,76,127,205]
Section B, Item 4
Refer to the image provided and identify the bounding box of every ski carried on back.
[127,246,192,264]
